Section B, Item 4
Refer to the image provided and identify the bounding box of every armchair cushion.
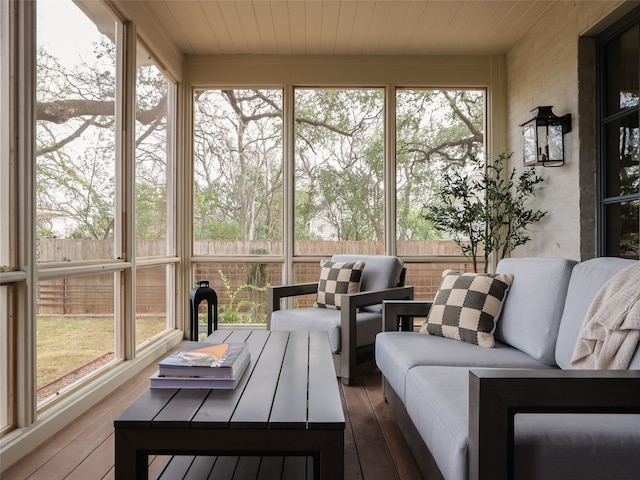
[270,307,382,353]
[314,259,365,310]
[419,270,513,347]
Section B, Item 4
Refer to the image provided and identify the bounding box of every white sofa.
[376,257,640,480]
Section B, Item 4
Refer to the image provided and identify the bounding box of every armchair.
[267,255,414,385]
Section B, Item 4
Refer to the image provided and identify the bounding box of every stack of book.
[150,341,251,389]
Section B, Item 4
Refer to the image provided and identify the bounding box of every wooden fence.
[37,239,479,319]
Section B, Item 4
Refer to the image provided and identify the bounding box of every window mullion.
[283,84,295,284]
[385,84,397,256]
[115,20,137,361]
[16,0,37,428]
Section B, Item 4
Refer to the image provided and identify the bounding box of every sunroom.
[1,0,639,476]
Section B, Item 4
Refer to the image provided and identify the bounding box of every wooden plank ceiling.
[130,0,560,56]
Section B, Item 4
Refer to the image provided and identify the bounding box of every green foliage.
[217,270,269,324]
[403,207,444,240]
[423,151,547,272]
[294,88,385,241]
[395,90,485,241]
[294,189,321,240]
[135,182,166,240]
[193,89,283,243]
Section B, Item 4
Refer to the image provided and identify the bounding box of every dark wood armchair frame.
[267,275,414,385]
[382,300,640,480]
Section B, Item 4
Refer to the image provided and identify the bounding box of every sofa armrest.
[338,286,413,384]
[342,287,415,340]
[468,369,640,480]
[382,300,433,331]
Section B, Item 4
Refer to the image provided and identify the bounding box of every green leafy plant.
[217,270,269,324]
[423,151,547,272]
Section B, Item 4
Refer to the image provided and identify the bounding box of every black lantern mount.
[520,106,571,167]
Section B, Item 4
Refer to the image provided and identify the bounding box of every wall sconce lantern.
[520,106,571,167]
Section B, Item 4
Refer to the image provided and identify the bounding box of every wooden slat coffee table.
[114,330,345,480]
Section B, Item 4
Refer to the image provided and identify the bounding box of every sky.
[37,0,103,64]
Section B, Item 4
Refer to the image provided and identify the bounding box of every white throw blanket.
[571,262,640,370]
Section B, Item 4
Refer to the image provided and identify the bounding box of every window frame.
[0,0,13,435]
[1,0,181,437]
[596,8,640,259]
[190,80,490,307]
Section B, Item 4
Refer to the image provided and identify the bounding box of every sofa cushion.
[419,270,513,347]
[571,261,640,369]
[555,257,638,369]
[405,366,470,480]
[270,307,381,353]
[495,257,577,365]
[514,413,640,480]
[314,259,364,310]
[375,332,552,404]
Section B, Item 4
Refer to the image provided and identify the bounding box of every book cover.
[158,341,250,378]
[150,371,241,390]
[151,352,250,389]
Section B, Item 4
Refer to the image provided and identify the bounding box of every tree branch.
[37,117,95,156]
[37,97,167,125]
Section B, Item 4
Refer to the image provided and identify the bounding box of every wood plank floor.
[2,353,424,480]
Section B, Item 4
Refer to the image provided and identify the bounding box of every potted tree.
[423,151,547,272]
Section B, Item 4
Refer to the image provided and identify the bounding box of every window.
[36,0,117,262]
[0,0,178,444]
[35,0,120,407]
[192,85,485,308]
[193,89,283,326]
[135,44,177,347]
[294,88,385,256]
[598,11,640,259]
[0,0,10,275]
[135,265,174,347]
[395,89,485,248]
[135,46,175,257]
[36,273,115,404]
[193,89,283,254]
[29,0,178,408]
[396,89,485,294]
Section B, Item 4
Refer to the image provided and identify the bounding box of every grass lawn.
[37,316,167,389]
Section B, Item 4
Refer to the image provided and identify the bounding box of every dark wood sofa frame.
[382,301,640,480]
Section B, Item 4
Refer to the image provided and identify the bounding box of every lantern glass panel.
[548,124,564,161]
[537,125,549,162]
[523,122,538,165]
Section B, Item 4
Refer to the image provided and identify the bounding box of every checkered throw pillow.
[419,269,513,347]
[314,259,365,310]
